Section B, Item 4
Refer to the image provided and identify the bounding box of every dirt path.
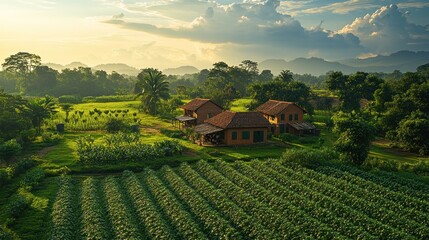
[36,146,57,157]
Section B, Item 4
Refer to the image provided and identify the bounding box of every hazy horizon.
[1,0,428,69]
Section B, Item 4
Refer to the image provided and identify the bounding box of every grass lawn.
[230,98,252,112]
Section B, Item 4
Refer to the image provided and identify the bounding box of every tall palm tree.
[27,96,57,134]
[277,70,294,83]
[136,68,169,115]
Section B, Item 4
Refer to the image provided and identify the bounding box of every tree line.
[0,52,135,96]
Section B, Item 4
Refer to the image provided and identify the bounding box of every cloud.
[301,0,378,15]
[338,4,429,53]
[104,0,363,60]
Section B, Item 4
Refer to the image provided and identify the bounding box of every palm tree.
[136,68,169,115]
[27,96,57,134]
[277,70,294,83]
[60,103,73,122]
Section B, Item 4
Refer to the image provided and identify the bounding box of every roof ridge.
[224,111,236,129]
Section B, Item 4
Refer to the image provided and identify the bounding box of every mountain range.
[259,51,429,75]
[43,51,428,76]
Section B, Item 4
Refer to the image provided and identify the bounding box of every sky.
[0,0,428,69]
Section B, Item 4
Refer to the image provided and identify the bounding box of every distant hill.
[163,66,199,75]
[42,62,140,76]
[65,62,88,69]
[338,51,429,73]
[259,58,356,76]
[260,51,429,76]
[93,63,140,76]
[43,63,64,72]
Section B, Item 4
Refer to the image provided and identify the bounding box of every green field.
[1,99,429,239]
[3,159,429,239]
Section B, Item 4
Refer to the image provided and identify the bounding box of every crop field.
[26,160,429,239]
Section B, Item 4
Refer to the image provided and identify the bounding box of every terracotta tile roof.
[205,111,270,129]
[256,100,307,115]
[181,98,222,111]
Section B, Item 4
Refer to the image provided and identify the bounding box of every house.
[256,100,318,136]
[193,111,271,146]
[173,98,223,129]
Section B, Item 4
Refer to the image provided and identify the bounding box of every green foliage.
[281,148,339,166]
[19,168,45,190]
[27,96,57,134]
[160,129,185,139]
[41,132,63,144]
[333,112,376,165]
[105,118,130,133]
[0,226,14,240]
[2,52,41,76]
[0,90,32,141]
[248,73,314,114]
[58,95,82,104]
[395,111,429,155]
[82,95,135,103]
[0,168,11,186]
[326,71,383,112]
[75,134,184,164]
[158,97,183,118]
[0,139,22,161]
[7,193,32,219]
[49,176,77,240]
[12,158,37,176]
[135,68,169,115]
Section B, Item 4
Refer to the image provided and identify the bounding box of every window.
[294,113,299,120]
[207,113,212,119]
[232,131,237,140]
[289,114,293,121]
[280,114,285,121]
[242,131,250,140]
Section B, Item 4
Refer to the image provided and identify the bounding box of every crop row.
[121,170,176,239]
[80,177,111,239]
[193,161,302,239]
[267,161,429,239]
[322,164,429,200]
[143,169,207,239]
[176,163,274,239]
[49,176,78,240]
[232,161,377,239]
[103,177,143,239]
[300,165,429,222]
[250,161,410,239]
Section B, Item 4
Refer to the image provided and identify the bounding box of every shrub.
[7,193,31,218]
[76,134,184,165]
[0,226,14,240]
[12,158,37,176]
[58,95,82,104]
[279,133,299,143]
[281,148,339,166]
[0,168,11,186]
[0,139,22,161]
[105,118,130,133]
[20,168,45,189]
[160,129,184,139]
[41,132,63,144]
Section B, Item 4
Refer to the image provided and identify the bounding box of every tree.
[2,52,41,76]
[26,66,58,95]
[326,71,383,112]
[248,78,313,114]
[60,103,74,122]
[332,111,376,165]
[396,111,429,155]
[136,68,169,115]
[27,96,57,134]
[276,70,293,83]
[0,89,32,141]
[258,70,273,82]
